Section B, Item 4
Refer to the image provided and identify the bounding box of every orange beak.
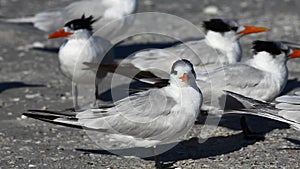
[238,26,269,35]
[179,73,189,83]
[289,49,300,58]
[48,29,73,39]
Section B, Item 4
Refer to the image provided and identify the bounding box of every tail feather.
[83,62,169,87]
[28,109,76,117]
[2,16,36,23]
[2,10,64,32]
[275,95,300,104]
[23,112,82,129]
[224,90,300,131]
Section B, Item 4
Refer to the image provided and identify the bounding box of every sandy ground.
[1,0,300,168]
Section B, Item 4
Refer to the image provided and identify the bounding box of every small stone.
[32,41,45,48]
[12,98,20,102]
[7,112,12,116]
[28,164,36,168]
[21,115,27,119]
[203,6,220,15]
[25,93,41,99]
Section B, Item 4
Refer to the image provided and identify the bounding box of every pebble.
[28,164,37,168]
[203,6,220,15]
[25,93,41,99]
[11,98,20,102]
[21,115,28,119]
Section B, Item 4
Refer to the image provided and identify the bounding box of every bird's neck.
[205,31,242,64]
[248,52,288,78]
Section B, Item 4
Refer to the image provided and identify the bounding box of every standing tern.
[101,18,269,79]
[23,59,202,168]
[4,0,138,39]
[196,40,300,113]
[48,15,113,109]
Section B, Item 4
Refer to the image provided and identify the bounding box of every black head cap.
[171,59,196,78]
[203,19,239,33]
[64,14,97,31]
[252,40,289,55]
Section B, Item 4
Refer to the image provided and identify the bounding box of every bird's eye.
[171,70,177,75]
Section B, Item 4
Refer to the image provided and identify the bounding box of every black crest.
[171,59,196,78]
[252,40,284,55]
[202,19,238,33]
[64,14,97,31]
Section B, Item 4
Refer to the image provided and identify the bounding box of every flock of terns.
[4,0,300,168]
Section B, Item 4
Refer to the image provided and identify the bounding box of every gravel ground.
[1,0,300,168]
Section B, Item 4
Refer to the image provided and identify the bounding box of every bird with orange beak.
[194,40,300,114]
[48,15,113,109]
[96,18,269,80]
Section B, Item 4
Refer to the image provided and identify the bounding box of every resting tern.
[196,40,300,113]
[48,15,113,109]
[95,40,300,114]
[97,18,268,79]
[4,0,137,40]
[24,59,202,168]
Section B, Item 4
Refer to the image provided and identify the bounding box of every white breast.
[58,37,112,84]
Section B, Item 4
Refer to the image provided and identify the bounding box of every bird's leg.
[72,82,79,110]
[240,116,265,141]
[152,146,162,169]
[93,84,99,108]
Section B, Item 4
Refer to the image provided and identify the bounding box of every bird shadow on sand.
[76,133,257,164]
[0,82,44,93]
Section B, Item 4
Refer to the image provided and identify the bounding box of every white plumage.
[4,0,137,40]
[24,59,202,154]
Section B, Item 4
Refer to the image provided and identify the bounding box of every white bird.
[196,40,300,113]
[48,15,114,109]
[225,90,300,131]
[121,40,300,114]
[4,0,138,40]
[103,18,268,79]
[23,59,202,168]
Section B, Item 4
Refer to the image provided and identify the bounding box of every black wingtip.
[23,112,82,129]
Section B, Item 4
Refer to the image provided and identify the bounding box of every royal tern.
[4,0,137,40]
[97,18,268,78]
[197,40,300,113]
[24,59,202,168]
[48,15,113,109]
[121,40,300,114]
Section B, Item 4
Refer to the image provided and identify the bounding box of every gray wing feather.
[77,88,178,140]
[124,39,225,78]
[198,64,266,110]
